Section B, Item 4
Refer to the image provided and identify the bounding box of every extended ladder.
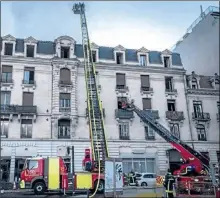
[73,3,109,172]
[125,101,210,173]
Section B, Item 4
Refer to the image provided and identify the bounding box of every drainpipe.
[50,60,54,156]
[183,73,194,149]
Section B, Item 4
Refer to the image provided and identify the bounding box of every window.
[143,174,155,178]
[27,160,38,169]
[140,75,150,91]
[1,91,11,105]
[59,68,71,84]
[4,43,13,56]
[23,67,35,84]
[22,92,34,106]
[165,77,173,91]
[122,158,155,173]
[217,102,220,113]
[119,122,129,140]
[117,97,127,109]
[21,119,33,138]
[167,100,176,111]
[63,158,71,173]
[191,77,198,89]
[116,52,123,64]
[145,126,155,140]
[92,50,97,63]
[170,123,180,139]
[193,101,203,118]
[58,119,70,139]
[142,98,151,110]
[217,151,220,163]
[163,56,170,68]
[196,124,206,141]
[1,65,13,83]
[116,73,126,89]
[1,119,9,138]
[59,93,71,109]
[140,55,147,66]
[61,46,70,58]
[26,45,35,57]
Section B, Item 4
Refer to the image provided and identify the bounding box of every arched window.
[58,119,70,139]
[191,77,198,89]
[196,124,206,141]
[60,68,71,84]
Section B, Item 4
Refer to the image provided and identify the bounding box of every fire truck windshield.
[23,159,38,170]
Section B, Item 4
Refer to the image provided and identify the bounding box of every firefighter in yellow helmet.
[163,169,175,198]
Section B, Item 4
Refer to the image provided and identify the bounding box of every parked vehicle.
[135,173,156,187]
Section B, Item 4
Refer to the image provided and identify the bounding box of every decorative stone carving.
[137,47,149,53]
[114,45,126,51]
[162,49,172,55]
[24,36,37,44]
[2,34,16,41]
[91,42,99,49]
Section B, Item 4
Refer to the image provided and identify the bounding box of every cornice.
[187,88,219,96]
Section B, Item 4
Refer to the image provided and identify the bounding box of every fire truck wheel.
[33,182,45,195]
[95,179,104,193]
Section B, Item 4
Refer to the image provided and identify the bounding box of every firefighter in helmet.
[163,169,175,198]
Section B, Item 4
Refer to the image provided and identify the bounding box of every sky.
[1,1,219,50]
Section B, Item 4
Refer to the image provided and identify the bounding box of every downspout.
[50,60,54,156]
[183,73,194,149]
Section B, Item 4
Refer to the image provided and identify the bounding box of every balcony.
[59,80,72,86]
[86,108,106,118]
[192,112,210,121]
[1,78,14,87]
[115,85,129,93]
[119,135,130,140]
[1,105,37,114]
[115,109,134,120]
[165,88,177,96]
[143,110,159,119]
[21,80,36,90]
[140,87,154,95]
[166,111,184,121]
[59,107,71,112]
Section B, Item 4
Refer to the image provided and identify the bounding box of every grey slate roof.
[4,38,183,66]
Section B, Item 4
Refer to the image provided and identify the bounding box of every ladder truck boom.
[73,2,109,172]
[122,100,210,176]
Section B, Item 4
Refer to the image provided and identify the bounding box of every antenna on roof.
[200,5,205,18]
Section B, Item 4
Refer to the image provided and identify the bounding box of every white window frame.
[1,91,11,105]
[138,53,147,66]
[21,122,33,138]
[1,120,9,137]
[196,124,207,141]
[145,126,155,138]
[24,44,36,58]
[119,122,129,138]
[170,123,180,139]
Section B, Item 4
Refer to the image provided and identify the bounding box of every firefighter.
[163,169,175,198]
[128,169,136,186]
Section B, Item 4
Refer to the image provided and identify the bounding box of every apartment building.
[185,71,220,163]
[0,34,219,182]
[172,6,219,75]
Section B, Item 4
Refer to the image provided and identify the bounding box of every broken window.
[164,56,170,68]
[26,45,35,57]
[167,100,176,111]
[117,97,127,109]
[4,43,13,56]
[116,73,126,89]
[116,52,123,64]
[92,50,97,62]
[140,75,150,91]
[165,77,173,91]
[1,65,13,83]
[140,55,147,66]
[23,67,35,84]
[142,98,151,110]
[61,46,70,58]
[191,78,198,89]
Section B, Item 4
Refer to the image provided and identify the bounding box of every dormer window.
[163,56,170,68]
[92,50,97,63]
[116,52,123,64]
[191,77,198,89]
[4,43,13,56]
[26,45,35,57]
[61,46,70,59]
[140,54,147,66]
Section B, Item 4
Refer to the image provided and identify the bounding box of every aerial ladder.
[73,2,109,194]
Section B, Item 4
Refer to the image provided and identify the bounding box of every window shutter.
[22,92,34,106]
[141,75,150,87]
[60,68,71,82]
[60,93,71,100]
[116,73,125,86]
[142,98,151,109]
[2,65,12,73]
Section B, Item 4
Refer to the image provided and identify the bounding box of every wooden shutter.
[116,73,125,86]
[60,68,71,82]
[141,75,150,87]
[142,98,151,109]
[22,92,34,106]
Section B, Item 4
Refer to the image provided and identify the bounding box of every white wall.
[173,13,219,75]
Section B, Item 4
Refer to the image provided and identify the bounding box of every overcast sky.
[1,1,219,50]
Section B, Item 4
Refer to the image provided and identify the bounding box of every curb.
[1,189,32,194]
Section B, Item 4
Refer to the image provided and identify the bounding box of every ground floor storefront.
[1,139,219,182]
